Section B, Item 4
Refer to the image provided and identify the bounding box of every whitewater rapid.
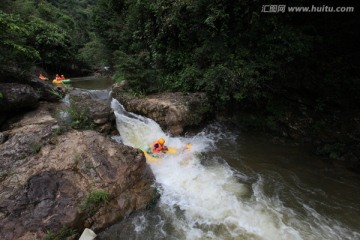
[109,98,359,240]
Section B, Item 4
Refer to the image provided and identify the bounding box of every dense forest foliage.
[91,0,359,111]
[0,0,102,79]
[2,0,358,109]
[1,1,358,115]
[1,0,359,166]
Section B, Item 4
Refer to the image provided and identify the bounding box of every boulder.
[69,90,115,134]
[0,103,156,240]
[28,78,65,102]
[112,85,211,135]
[0,103,58,170]
[0,80,64,130]
[0,83,39,113]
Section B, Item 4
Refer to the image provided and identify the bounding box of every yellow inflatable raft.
[141,145,191,164]
[52,79,71,84]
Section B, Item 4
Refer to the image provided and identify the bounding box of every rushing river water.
[92,98,360,240]
[72,84,360,240]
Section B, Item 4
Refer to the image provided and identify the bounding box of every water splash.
[61,94,70,106]
[109,98,359,240]
[85,89,112,101]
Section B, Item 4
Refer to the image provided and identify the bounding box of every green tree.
[0,11,39,79]
[1,0,98,78]
[26,17,73,69]
[92,0,359,112]
[77,36,111,70]
[92,0,126,51]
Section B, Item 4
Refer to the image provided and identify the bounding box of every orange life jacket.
[152,141,165,153]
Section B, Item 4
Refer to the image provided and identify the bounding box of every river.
[68,76,113,90]
[96,99,360,240]
[72,83,360,239]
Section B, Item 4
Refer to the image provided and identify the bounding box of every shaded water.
[68,76,113,90]
[99,99,360,240]
[213,129,360,237]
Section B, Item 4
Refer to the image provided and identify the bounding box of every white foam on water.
[154,161,302,239]
[86,89,112,101]
[111,98,359,240]
[111,99,165,148]
[61,94,70,105]
[133,214,147,233]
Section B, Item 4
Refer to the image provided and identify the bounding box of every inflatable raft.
[141,145,191,164]
[52,79,71,84]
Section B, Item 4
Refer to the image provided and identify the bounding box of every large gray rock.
[0,103,156,240]
[0,83,39,112]
[69,90,115,134]
[112,84,211,135]
[0,103,57,171]
[28,78,65,102]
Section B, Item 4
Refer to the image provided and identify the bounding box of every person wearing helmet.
[39,73,48,80]
[152,138,168,153]
[55,74,62,81]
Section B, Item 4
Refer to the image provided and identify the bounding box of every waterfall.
[108,98,359,240]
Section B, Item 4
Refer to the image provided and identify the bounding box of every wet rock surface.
[0,103,156,240]
[69,90,116,134]
[112,85,211,135]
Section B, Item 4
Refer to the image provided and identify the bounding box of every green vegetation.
[48,89,63,100]
[52,104,94,134]
[44,227,77,240]
[2,0,357,113]
[31,143,42,153]
[81,190,109,218]
[90,0,359,169]
[91,0,359,110]
[1,0,359,168]
[68,105,95,130]
[0,10,39,79]
[0,0,100,79]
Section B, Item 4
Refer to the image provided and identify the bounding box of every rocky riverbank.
[1,75,357,239]
[0,78,213,239]
[0,101,156,240]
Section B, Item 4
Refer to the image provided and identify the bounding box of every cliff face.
[0,103,156,240]
[112,84,212,135]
